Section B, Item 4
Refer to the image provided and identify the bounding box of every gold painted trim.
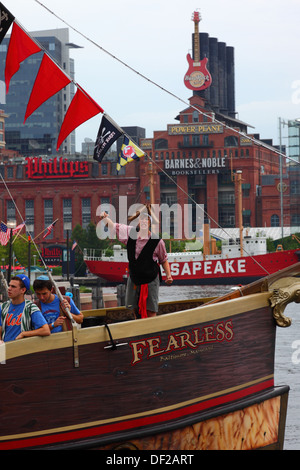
[3,292,271,361]
[0,374,273,443]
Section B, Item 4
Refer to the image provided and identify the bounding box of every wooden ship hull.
[0,264,299,450]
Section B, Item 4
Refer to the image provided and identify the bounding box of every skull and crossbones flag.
[93,114,123,162]
[0,3,14,44]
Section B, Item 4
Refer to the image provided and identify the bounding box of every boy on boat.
[0,274,50,342]
[33,275,83,332]
[99,207,173,318]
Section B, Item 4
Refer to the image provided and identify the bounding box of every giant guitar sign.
[184,11,212,91]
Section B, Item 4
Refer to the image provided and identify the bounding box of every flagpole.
[11,225,25,244]
[33,218,59,241]
[72,242,83,254]
[28,234,31,283]
[7,227,14,284]
[104,114,124,134]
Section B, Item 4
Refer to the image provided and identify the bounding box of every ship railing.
[83,248,103,261]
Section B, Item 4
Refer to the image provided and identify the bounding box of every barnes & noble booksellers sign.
[166,124,226,174]
[164,157,226,175]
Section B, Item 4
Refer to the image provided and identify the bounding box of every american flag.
[43,219,58,239]
[13,222,25,235]
[0,222,11,246]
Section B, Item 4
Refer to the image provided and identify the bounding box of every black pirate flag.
[0,3,14,44]
[93,114,123,162]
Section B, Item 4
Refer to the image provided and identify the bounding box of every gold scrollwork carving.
[269,281,300,327]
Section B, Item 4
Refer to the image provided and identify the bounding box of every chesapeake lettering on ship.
[130,320,234,365]
[167,259,247,278]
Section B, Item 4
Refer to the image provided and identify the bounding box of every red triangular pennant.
[56,87,103,150]
[24,53,71,123]
[5,22,41,93]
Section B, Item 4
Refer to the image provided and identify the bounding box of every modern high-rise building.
[0,28,80,156]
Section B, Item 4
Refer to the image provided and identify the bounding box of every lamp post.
[64,221,72,281]
[7,220,16,284]
[278,118,284,241]
[26,224,34,283]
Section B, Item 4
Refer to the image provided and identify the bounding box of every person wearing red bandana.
[99,208,172,318]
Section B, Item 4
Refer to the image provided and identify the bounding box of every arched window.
[271,214,280,227]
[192,110,199,122]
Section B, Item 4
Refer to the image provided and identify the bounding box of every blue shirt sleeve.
[70,298,80,316]
[31,310,48,329]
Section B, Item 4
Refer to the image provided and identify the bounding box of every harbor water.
[158,284,300,450]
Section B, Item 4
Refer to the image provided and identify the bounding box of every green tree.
[71,223,112,276]
[0,234,37,271]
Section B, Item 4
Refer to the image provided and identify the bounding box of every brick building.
[0,94,294,247]
[0,154,140,245]
[0,15,297,245]
[138,94,286,231]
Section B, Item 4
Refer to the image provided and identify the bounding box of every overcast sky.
[4,0,300,152]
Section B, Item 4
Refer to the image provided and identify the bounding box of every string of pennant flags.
[0,2,146,173]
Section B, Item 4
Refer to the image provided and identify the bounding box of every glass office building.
[0,28,78,156]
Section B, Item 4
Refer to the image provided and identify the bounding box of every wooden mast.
[148,162,155,206]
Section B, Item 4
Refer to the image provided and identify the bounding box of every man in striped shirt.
[0,275,50,342]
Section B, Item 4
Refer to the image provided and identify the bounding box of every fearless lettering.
[130,320,234,365]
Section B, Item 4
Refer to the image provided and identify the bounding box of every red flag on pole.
[5,22,41,93]
[56,87,103,150]
[24,53,71,123]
